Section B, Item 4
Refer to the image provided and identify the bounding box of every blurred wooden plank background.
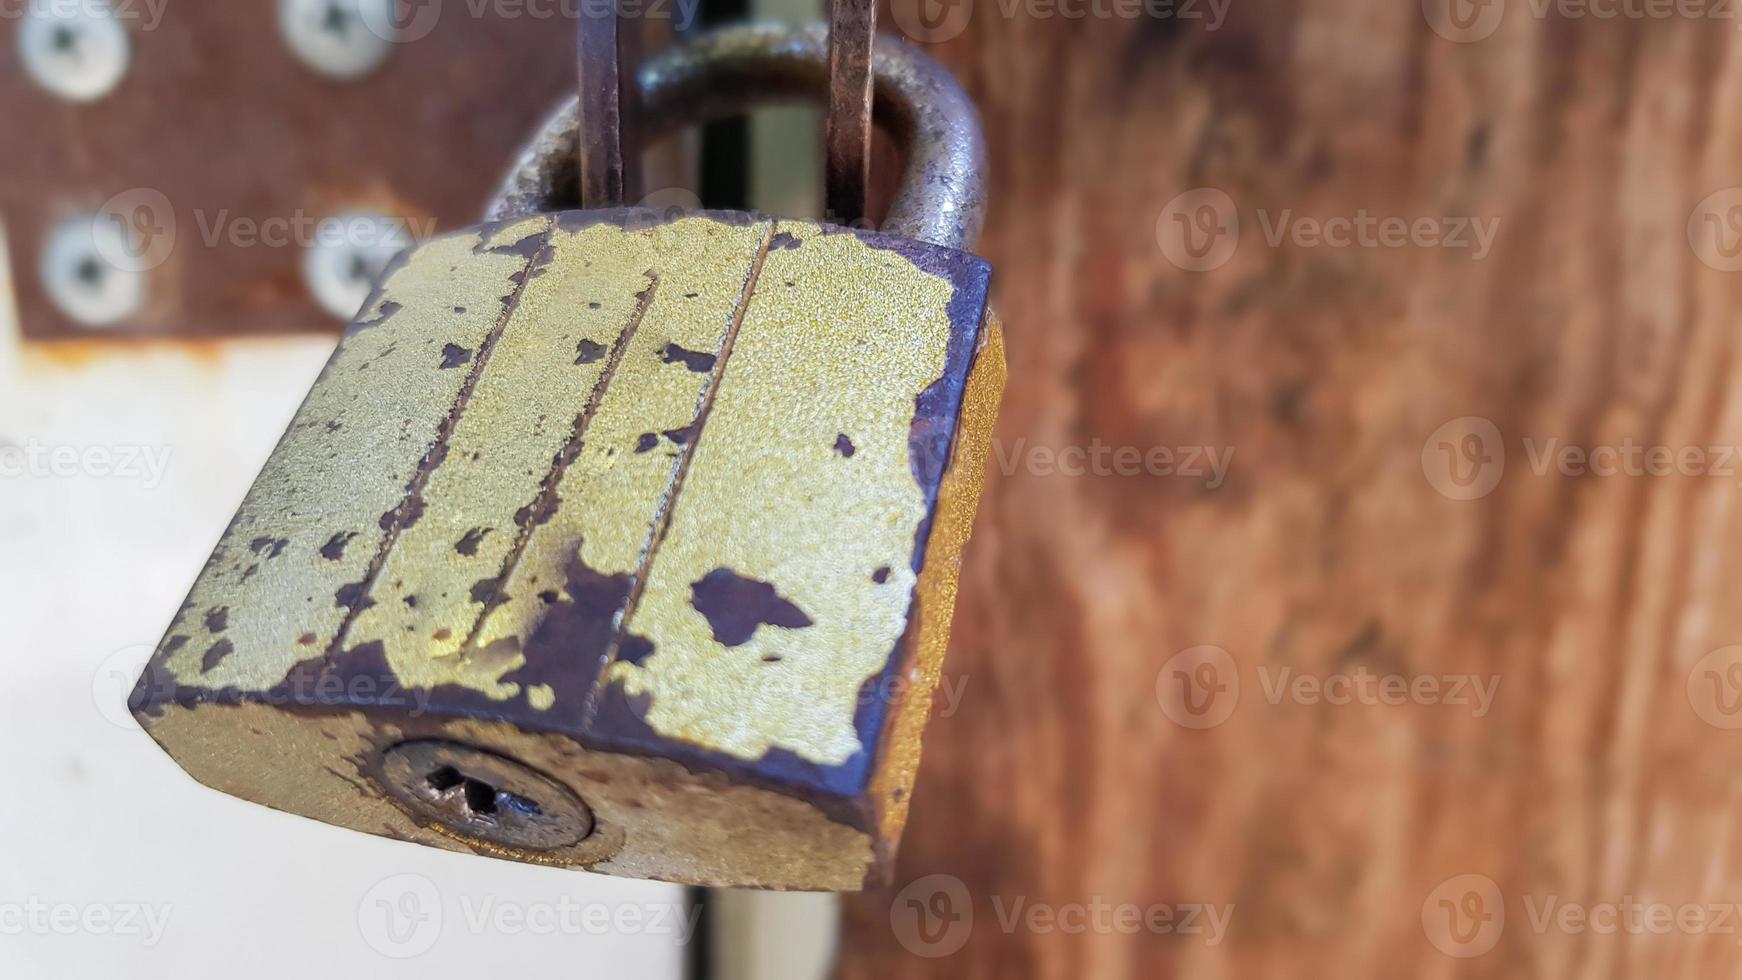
[841,3,1742,977]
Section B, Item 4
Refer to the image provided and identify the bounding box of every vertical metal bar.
[700,0,752,211]
[825,0,875,225]
[577,3,642,208]
[685,887,713,979]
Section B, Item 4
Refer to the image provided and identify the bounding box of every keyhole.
[377,741,590,852]
[464,777,498,815]
[425,766,542,820]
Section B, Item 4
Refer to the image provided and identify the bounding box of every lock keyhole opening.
[424,765,543,820]
[378,740,592,853]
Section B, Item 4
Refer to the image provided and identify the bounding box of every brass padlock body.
[132,209,1004,890]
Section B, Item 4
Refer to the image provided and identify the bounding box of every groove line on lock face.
[422,215,779,724]
[578,220,779,728]
[460,271,662,656]
[325,221,557,670]
[141,220,557,694]
[341,222,653,692]
[598,219,963,767]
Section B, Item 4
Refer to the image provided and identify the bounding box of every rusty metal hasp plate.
[3,3,578,340]
[130,209,1005,891]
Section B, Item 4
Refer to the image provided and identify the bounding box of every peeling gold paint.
[605,223,958,766]
[470,217,773,655]
[350,217,671,696]
[157,218,550,691]
[528,684,557,711]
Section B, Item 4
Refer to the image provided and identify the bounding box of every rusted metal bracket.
[2,3,575,340]
[825,0,876,226]
[576,1,643,208]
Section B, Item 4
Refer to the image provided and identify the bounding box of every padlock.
[130,22,1003,891]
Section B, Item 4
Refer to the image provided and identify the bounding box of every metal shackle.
[486,22,989,252]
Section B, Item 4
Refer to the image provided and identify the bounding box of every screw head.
[278,0,397,80]
[301,211,412,321]
[40,215,147,328]
[18,3,132,103]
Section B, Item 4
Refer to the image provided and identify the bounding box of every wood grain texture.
[840,4,1742,977]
